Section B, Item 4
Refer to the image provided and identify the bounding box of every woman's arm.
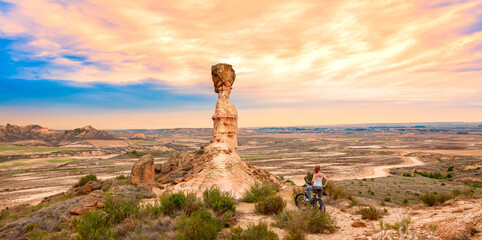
[322,174,328,188]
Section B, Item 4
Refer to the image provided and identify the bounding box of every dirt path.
[331,154,424,181]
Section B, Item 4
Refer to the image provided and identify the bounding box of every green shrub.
[384,197,391,202]
[325,182,349,201]
[185,193,202,216]
[452,189,461,197]
[472,183,482,188]
[402,199,409,204]
[420,192,437,206]
[414,171,445,179]
[402,173,412,177]
[436,192,452,204]
[202,187,236,226]
[160,192,186,216]
[243,181,278,202]
[304,172,313,183]
[275,209,336,236]
[360,207,381,220]
[420,192,453,206]
[447,166,454,172]
[304,208,337,234]
[226,222,278,240]
[196,146,205,155]
[175,210,221,240]
[140,200,163,217]
[255,195,286,215]
[103,193,140,224]
[74,174,98,187]
[76,211,115,240]
[115,175,128,180]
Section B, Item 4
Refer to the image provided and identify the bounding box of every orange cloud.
[0,0,480,127]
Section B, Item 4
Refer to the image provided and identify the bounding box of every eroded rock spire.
[209,63,238,152]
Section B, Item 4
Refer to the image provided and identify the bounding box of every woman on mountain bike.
[306,165,328,201]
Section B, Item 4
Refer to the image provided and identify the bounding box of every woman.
[306,165,328,201]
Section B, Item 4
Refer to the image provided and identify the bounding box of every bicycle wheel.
[314,199,326,213]
[295,193,310,210]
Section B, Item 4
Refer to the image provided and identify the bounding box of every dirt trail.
[332,154,424,181]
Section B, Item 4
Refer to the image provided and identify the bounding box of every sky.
[0,0,481,129]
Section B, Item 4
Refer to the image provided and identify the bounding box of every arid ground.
[0,126,481,239]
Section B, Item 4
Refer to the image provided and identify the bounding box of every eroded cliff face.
[155,63,277,198]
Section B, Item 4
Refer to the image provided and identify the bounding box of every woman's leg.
[314,186,323,198]
[305,186,314,200]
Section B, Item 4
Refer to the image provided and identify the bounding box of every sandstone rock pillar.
[130,154,155,184]
[209,63,238,152]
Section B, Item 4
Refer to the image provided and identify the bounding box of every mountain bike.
[294,182,326,213]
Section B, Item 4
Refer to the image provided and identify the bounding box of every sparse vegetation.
[160,192,186,216]
[74,174,98,187]
[360,206,382,220]
[243,181,278,202]
[419,191,455,206]
[223,222,279,240]
[175,209,221,240]
[255,195,286,215]
[275,208,337,236]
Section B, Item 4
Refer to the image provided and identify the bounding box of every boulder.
[131,154,155,184]
[76,181,102,195]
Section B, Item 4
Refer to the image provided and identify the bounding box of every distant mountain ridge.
[0,124,117,143]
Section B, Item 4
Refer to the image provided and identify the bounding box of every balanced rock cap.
[211,63,236,93]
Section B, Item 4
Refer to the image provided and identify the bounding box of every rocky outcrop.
[131,154,155,184]
[156,64,278,198]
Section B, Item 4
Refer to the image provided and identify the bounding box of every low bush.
[185,193,202,216]
[275,208,336,236]
[420,191,454,206]
[414,171,445,179]
[74,174,98,187]
[175,209,221,240]
[225,222,279,240]
[360,207,381,220]
[243,181,278,202]
[103,193,140,224]
[452,189,461,197]
[447,166,454,172]
[255,195,286,215]
[304,208,337,234]
[402,173,413,177]
[203,187,236,226]
[203,187,235,213]
[160,192,186,216]
[76,211,115,240]
[325,182,349,201]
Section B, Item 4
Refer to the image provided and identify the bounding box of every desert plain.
[0,123,481,239]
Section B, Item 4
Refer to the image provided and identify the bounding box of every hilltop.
[0,124,117,144]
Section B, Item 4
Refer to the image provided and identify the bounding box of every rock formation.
[156,63,277,198]
[206,64,238,152]
[131,154,155,184]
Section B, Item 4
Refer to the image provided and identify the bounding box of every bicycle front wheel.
[295,193,310,210]
[314,199,326,213]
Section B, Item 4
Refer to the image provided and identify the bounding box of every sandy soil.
[234,186,482,240]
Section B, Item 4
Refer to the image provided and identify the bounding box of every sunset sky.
[0,0,481,129]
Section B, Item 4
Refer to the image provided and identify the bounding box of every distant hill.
[60,125,117,141]
[128,132,150,140]
[0,124,117,143]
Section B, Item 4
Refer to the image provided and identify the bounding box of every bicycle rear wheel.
[295,193,310,210]
[314,199,326,213]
